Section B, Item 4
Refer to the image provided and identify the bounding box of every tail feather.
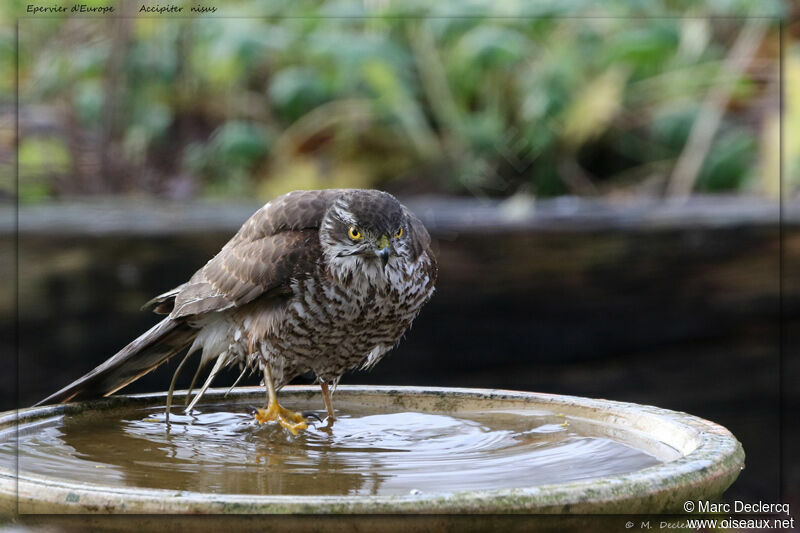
[35,318,197,406]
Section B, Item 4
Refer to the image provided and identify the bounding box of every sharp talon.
[253,407,269,424]
[302,411,323,423]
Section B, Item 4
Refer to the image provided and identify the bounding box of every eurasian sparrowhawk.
[37,189,438,433]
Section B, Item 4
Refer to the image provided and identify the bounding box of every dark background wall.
[2,195,798,507]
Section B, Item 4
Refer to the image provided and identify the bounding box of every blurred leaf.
[72,80,104,126]
[607,25,679,78]
[132,99,172,139]
[269,67,329,121]
[254,25,295,53]
[759,112,779,198]
[308,29,410,74]
[129,34,178,81]
[561,68,627,145]
[362,60,438,158]
[73,45,108,78]
[363,60,405,107]
[781,50,800,194]
[462,112,505,154]
[191,19,280,87]
[210,121,271,169]
[318,0,368,18]
[258,156,373,200]
[696,129,756,192]
[182,142,207,175]
[19,137,72,202]
[532,155,569,197]
[677,18,710,61]
[19,182,52,204]
[652,108,696,150]
[698,0,784,17]
[19,137,71,177]
[183,121,272,195]
[454,25,530,68]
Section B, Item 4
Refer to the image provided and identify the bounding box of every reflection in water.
[5,401,667,496]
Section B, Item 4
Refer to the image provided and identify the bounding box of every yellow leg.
[320,381,335,421]
[254,364,308,435]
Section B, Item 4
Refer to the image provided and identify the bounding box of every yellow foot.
[254,402,308,435]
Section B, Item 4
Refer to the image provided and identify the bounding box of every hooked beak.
[375,235,391,271]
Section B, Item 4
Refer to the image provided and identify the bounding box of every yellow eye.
[348,226,363,240]
[394,227,403,238]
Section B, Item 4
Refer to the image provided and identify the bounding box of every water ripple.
[5,400,666,496]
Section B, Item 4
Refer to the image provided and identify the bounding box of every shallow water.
[2,400,672,496]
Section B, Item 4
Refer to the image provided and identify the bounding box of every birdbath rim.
[1,385,744,515]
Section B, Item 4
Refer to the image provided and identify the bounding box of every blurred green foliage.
[4,0,792,202]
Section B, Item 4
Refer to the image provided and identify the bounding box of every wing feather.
[168,190,340,319]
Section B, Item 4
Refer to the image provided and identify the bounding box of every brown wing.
[36,190,347,406]
[168,190,343,319]
[402,206,432,262]
[402,205,438,289]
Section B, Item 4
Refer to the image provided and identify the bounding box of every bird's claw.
[254,403,308,435]
[302,411,323,423]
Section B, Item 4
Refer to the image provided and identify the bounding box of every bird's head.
[320,190,424,281]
